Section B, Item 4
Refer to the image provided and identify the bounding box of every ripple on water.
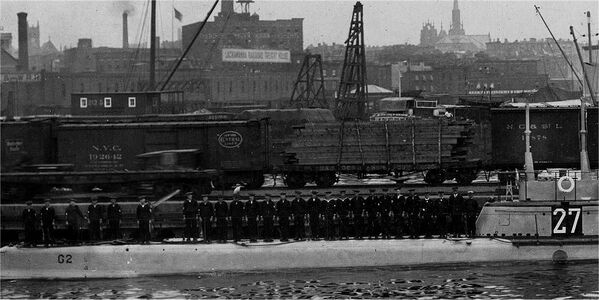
[1,261,597,299]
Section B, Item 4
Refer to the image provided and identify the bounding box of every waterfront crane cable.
[158,0,232,90]
[534,5,584,90]
[158,0,220,91]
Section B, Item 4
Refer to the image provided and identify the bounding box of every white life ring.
[557,176,575,193]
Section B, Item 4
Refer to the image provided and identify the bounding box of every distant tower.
[448,0,465,36]
[420,22,438,46]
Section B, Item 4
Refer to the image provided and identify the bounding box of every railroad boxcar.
[490,107,584,169]
[1,118,56,172]
[55,119,270,189]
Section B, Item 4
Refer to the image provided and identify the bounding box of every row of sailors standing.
[182,187,480,244]
[21,187,480,246]
[21,197,124,247]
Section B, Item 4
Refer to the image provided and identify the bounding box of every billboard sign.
[222,48,291,63]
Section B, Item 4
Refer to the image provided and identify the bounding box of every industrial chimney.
[221,0,234,14]
[123,12,128,49]
[17,12,29,72]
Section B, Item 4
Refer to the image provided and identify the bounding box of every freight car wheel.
[315,172,337,188]
[424,169,446,185]
[284,173,307,189]
[245,172,265,189]
[455,169,479,185]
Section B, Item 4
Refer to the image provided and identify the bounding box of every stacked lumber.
[283,119,475,168]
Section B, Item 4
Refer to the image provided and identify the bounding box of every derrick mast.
[335,1,368,121]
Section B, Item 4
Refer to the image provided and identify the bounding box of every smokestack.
[221,0,234,14]
[123,12,128,49]
[17,12,29,72]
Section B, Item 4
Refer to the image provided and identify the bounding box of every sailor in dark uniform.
[391,188,406,239]
[365,189,379,239]
[380,189,392,239]
[136,196,153,244]
[276,192,291,241]
[449,187,464,237]
[291,191,306,240]
[245,193,260,242]
[421,192,434,238]
[40,198,55,246]
[198,195,214,243]
[437,191,450,238]
[22,200,37,247]
[182,192,199,242]
[406,189,421,239]
[307,191,322,240]
[215,196,229,243]
[464,191,479,238]
[337,190,350,240]
[87,197,103,241]
[324,191,337,240]
[106,197,122,240]
[261,193,276,242]
[351,190,365,239]
[229,195,244,242]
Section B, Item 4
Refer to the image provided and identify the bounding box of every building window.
[80,98,88,108]
[415,75,419,81]
[128,97,136,108]
[323,70,327,76]
[332,70,336,76]
[104,97,112,108]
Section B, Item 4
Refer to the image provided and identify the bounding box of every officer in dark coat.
[40,198,55,246]
[380,189,392,239]
[406,189,421,238]
[323,192,337,240]
[306,191,322,240]
[421,192,434,238]
[449,187,464,237]
[65,199,84,244]
[136,196,153,244]
[275,192,291,241]
[22,200,37,247]
[182,192,199,242]
[198,195,214,243]
[245,193,260,242]
[336,190,351,240]
[464,191,479,238]
[106,197,122,240]
[391,188,406,239]
[291,191,306,240]
[351,190,365,239]
[215,196,229,243]
[229,195,244,242]
[365,190,379,239]
[87,197,103,241]
[261,193,276,242]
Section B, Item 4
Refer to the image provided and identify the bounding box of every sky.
[0,0,597,50]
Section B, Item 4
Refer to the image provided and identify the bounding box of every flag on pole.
[174,8,183,22]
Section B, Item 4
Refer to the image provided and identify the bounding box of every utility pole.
[149,0,156,91]
[587,11,593,64]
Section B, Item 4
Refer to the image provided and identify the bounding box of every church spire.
[449,0,465,35]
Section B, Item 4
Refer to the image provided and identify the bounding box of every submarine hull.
[1,239,596,280]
